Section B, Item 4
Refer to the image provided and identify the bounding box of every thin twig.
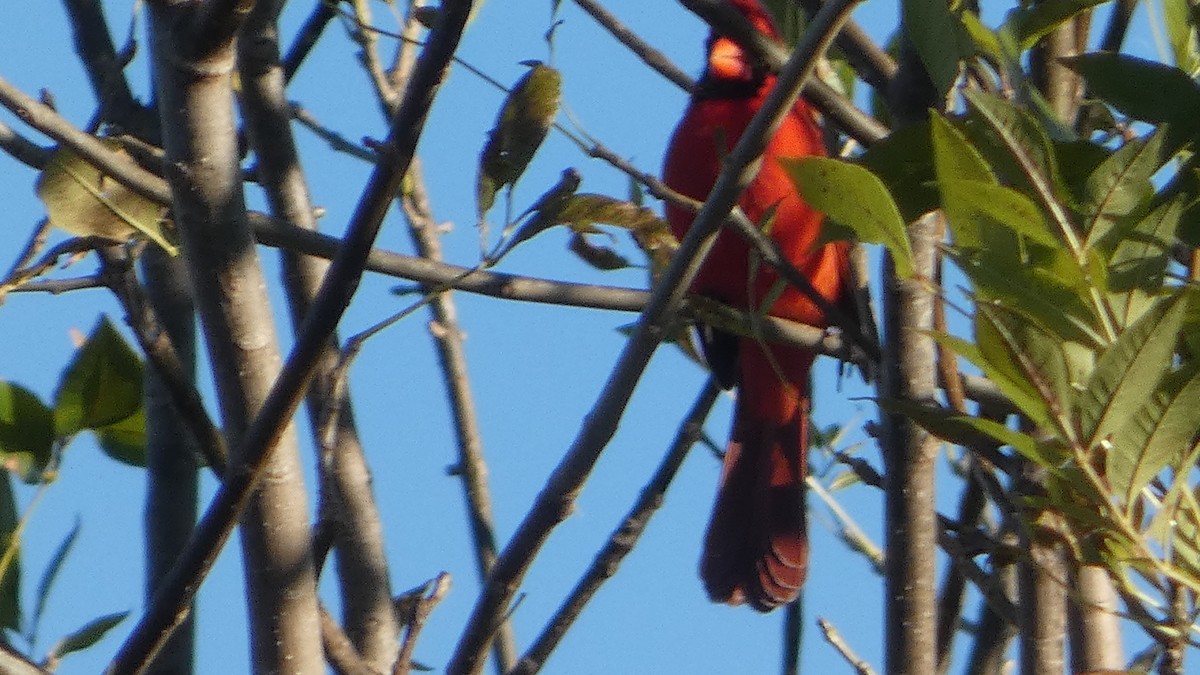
[807,476,884,573]
[394,574,452,675]
[402,160,518,673]
[817,617,877,675]
[508,379,721,675]
[571,0,695,92]
[0,75,171,205]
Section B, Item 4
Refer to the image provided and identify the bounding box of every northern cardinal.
[663,0,851,611]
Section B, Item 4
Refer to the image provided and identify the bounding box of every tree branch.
[508,379,721,675]
[446,0,861,670]
[239,0,401,668]
[104,2,478,671]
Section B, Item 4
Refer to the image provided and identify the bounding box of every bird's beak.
[708,36,752,81]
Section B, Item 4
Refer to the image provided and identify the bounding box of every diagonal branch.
[446,0,862,670]
[508,379,722,675]
[102,1,480,672]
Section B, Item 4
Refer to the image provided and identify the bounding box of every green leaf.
[1080,129,1166,248]
[976,304,1074,434]
[1005,0,1114,51]
[1077,293,1190,451]
[48,610,128,660]
[1064,52,1200,149]
[948,246,1102,345]
[761,0,807,46]
[941,180,1058,248]
[1164,0,1200,73]
[0,382,54,482]
[491,168,581,260]
[927,331,1052,426]
[1109,365,1200,510]
[95,406,146,467]
[780,156,913,277]
[881,398,1058,464]
[30,518,80,646]
[902,0,973,95]
[930,113,995,186]
[54,317,144,438]
[961,12,1003,65]
[35,144,175,255]
[1107,196,1184,326]
[0,474,18,632]
[962,91,1064,203]
[858,120,938,223]
[476,63,562,219]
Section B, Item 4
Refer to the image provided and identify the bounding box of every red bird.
[663,0,851,611]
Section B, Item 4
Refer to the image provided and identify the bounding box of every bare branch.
[0,118,52,169]
[401,160,517,673]
[282,0,338,82]
[509,379,721,675]
[395,574,452,675]
[1068,565,1124,673]
[447,0,862,670]
[0,75,171,205]
[879,211,942,675]
[818,617,877,675]
[571,0,695,93]
[240,0,401,667]
[104,2,479,670]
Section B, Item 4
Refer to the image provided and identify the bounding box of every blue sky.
[0,1,1168,673]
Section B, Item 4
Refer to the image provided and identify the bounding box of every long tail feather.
[700,344,811,612]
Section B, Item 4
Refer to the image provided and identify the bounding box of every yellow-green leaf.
[35,144,175,254]
[476,63,561,219]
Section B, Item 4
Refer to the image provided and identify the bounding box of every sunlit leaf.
[780,156,913,277]
[949,246,1101,345]
[1110,365,1200,510]
[0,381,54,483]
[1004,0,1114,50]
[54,317,144,438]
[930,113,995,186]
[882,398,1058,464]
[976,304,1073,436]
[962,91,1065,207]
[476,62,561,219]
[35,144,175,254]
[1080,129,1166,248]
[941,180,1058,248]
[1078,293,1190,451]
[1107,196,1184,327]
[1163,0,1200,73]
